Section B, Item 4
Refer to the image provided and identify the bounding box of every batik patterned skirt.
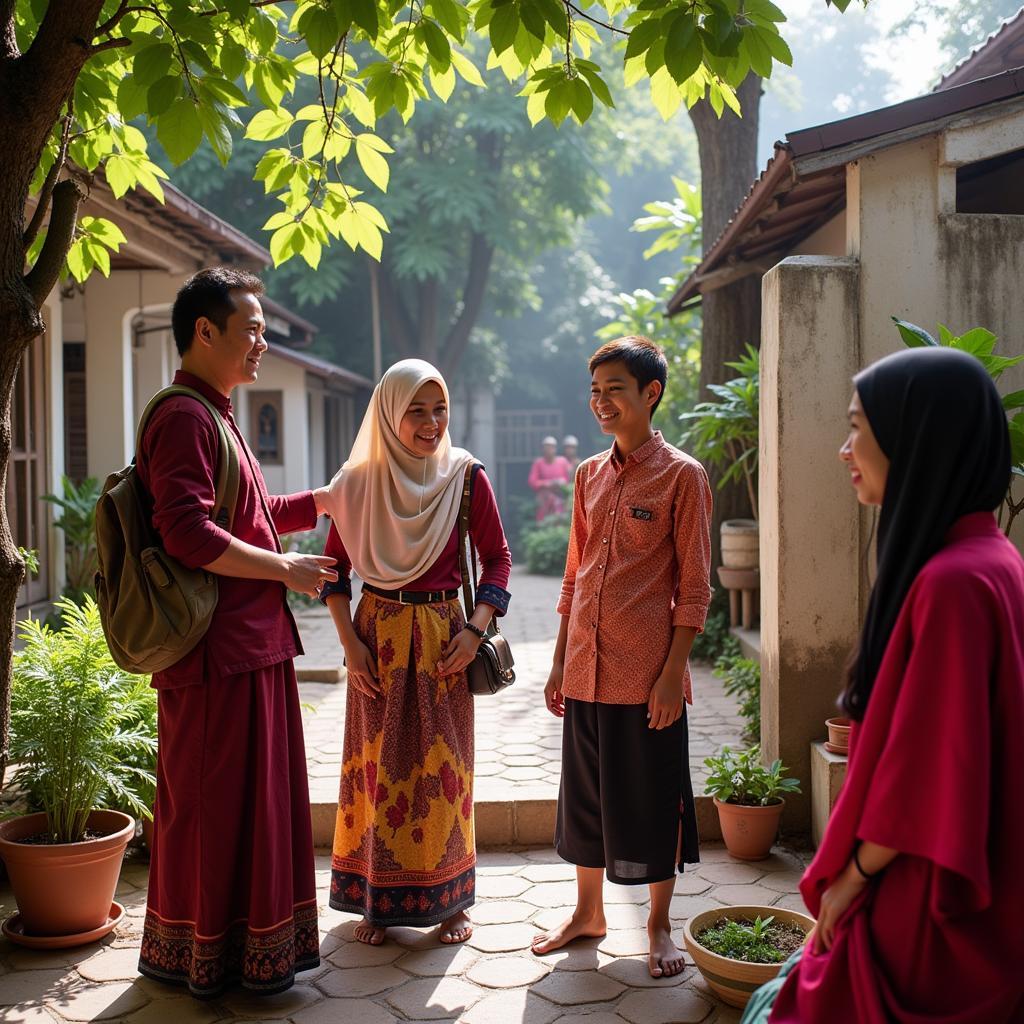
[330,592,476,927]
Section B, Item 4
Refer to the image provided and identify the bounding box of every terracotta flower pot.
[0,810,133,941]
[683,904,815,1008]
[714,797,785,861]
[721,519,759,570]
[825,717,851,754]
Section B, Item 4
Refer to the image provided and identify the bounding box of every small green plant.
[893,318,1024,535]
[715,653,760,745]
[680,344,760,520]
[696,915,806,964]
[42,475,102,602]
[691,590,740,663]
[17,547,39,577]
[703,744,800,807]
[10,596,157,843]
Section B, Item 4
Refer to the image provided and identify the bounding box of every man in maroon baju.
[136,268,337,998]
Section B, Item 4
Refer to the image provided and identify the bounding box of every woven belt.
[362,583,458,605]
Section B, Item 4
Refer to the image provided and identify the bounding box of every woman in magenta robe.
[528,436,572,521]
[743,347,1024,1023]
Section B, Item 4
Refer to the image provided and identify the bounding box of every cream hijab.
[324,359,474,589]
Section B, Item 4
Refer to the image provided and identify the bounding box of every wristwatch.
[463,623,487,640]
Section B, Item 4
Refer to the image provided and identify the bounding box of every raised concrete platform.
[810,741,848,847]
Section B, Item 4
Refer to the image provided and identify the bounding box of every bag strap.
[457,462,501,637]
[136,385,241,532]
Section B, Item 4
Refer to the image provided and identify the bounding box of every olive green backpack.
[95,386,240,674]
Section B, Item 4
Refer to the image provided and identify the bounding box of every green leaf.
[544,79,572,126]
[157,98,203,166]
[953,326,997,358]
[81,216,127,249]
[650,65,682,120]
[347,0,380,38]
[200,76,248,107]
[570,77,594,123]
[104,155,134,198]
[147,75,181,116]
[519,0,548,41]
[429,62,456,101]
[665,15,702,85]
[429,0,466,38]
[225,0,250,21]
[490,4,520,55]
[132,42,174,89]
[270,223,305,266]
[625,17,660,60]
[451,49,485,87]
[742,26,775,78]
[576,61,614,107]
[246,107,295,141]
[892,317,937,349]
[220,38,247,81]
[116,76,148,122]
[421,19,452,65]
[299,5,340,59]
[356,139,390,190]
[198,102,234,165]
[1001,390,1024,412]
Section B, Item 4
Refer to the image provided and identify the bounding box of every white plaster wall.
[42,291,66,599]
[451,389,496,471]
[792,210,845,257]
[236,354,308,495]
[307,386,327,484]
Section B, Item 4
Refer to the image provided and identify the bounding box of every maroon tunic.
[770,513,1024,1023]
[136,371,320,997]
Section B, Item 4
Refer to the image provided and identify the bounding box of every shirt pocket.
[614,497,672,549]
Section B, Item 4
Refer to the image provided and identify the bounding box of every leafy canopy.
[16,0,856,284]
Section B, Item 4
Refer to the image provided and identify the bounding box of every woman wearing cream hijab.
[319,359,512,946]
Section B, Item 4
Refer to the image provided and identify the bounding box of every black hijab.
[840,347,1010,720]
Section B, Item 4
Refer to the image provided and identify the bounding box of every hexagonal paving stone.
[388,926,442,950]
[48,981,149,1022]
[386,977,483,1019]
[520,863,578,884]
[760,872,804,894]
[768,893,811,916]
[616,987,713,1023]
[600,958,691,989]
[327,939,405,968]
[530,969,625,1006]
[708,884,781,907]
[466,923,538,953]
[77,947,144,982]
[552,1014,626,1024]
[0,969,76,1007]
[0,1004,65,1024]
[466,955,550,989]
[754,851,806,873]
[476,875,532,899]
[544,947,614,973]
[673,873,713,896]
[460,989,562,1024]
[668,896,725,922]
[472,900,536,925]
[695,863,765,886]
[291,997,398,1024]
[315,965,408,997]
[597,930,651,958]
[521,882,582,908]
[218,982,321,1019]
[396,944,479,977]
[521,848,565,864]
[602,903,650,931]
[602,885,650,905]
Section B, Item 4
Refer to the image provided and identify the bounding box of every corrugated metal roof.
[937,7,1024,90]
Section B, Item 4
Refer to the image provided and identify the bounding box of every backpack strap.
[136,385,241,532]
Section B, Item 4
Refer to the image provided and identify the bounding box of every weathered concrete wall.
[761,256,864,831]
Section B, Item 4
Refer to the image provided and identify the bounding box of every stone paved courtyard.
[0,843,812,1023]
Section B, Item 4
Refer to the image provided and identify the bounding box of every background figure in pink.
[529,435,572,522]
[563,435,581,474]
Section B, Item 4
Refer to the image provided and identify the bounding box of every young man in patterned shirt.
[532,336,712,978]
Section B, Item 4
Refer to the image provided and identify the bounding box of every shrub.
[521,516,571,576]
[691,589,739,663]
[10,597,157,843]
[704,744,800,807]
[715,653,760,745]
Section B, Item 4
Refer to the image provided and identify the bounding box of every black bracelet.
[853,845,877,881]
[463,622,486,640]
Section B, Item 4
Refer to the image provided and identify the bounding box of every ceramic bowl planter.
[684,905,815,1008]
[0,809,133,947]
[714,797,786,861]
[825,717,851,755]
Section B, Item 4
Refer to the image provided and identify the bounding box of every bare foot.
[439,910,472,944]
[648,924,685,978]
[531,910,607,955]
[354,919,387,945]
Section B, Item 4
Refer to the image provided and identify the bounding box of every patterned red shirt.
[557,431,712,705]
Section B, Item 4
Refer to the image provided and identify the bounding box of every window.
[249,390,284,465]
[956,147,1024,215]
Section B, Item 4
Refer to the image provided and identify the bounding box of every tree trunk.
[688,75,764,571]
[0,0,104,784]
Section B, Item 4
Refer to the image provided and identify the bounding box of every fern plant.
[10,596,157,844]
[41,475,102,601]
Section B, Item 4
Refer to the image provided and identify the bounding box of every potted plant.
[825,717,851,754]
[683,906,814,1008]
[704,744,801,861]
[680,344,760,569]
[0,597,155,947]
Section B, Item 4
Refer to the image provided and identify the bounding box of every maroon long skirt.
[139,660,319,998]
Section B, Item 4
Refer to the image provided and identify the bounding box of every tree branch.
[23,100,74,250]
[89,36,132,53]
[24,178,82,306]
[1,0,18,61]
[565,1,629,36]
[95,0,131,37]
[199,0,281,15]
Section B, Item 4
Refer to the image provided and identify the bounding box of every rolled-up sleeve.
[556,466,588,616]
[469,468,512,616]
[318,522,353,603]
[143,408,232,569]
[267,491,318,535]
[671,462,713,629]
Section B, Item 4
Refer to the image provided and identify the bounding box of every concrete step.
[311,793,723,849]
